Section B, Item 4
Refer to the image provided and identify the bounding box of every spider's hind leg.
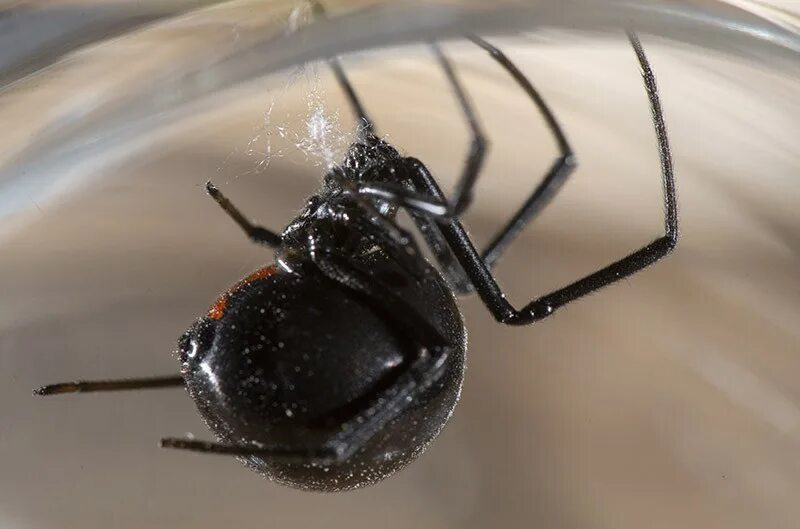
[406,33,678,325]
[398,38,576,292]
[430,42,487,217]
[438,35,577,268]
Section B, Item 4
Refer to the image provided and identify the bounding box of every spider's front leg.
[205,181,282,248]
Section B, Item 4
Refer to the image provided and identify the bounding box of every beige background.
[0,2,799,528]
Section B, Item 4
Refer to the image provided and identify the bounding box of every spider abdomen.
[180,252,466,491]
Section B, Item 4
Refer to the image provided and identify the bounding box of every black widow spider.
[34,12,677,492]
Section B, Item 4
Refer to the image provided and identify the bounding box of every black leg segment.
[309,0,375,136]
[404,32,677,325]
[430,42,487,217]
[467,35,577,269]
[34,375,184,395]
[206,181,282,248]
[522,32,677,321]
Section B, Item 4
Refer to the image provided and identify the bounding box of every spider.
[34,15,677,491]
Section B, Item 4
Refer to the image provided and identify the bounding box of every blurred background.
[0,1,798,528]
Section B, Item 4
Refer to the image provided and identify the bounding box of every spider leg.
[34,375,184,395]
[162,234,452,465]
[349,181,475,290]
[467,36,577,269]
[356,169,476,294]
[160,343,448,465]
[430,43,487,217]
[205,181,282,248]
[433,38,576,266]
[356,182,450,218]
[405,33,677,325]
[385,38,574,292]
[328,172,427,278]
[334,160,473,293]
[159,438,330,463]
[309,0,375,136]
[343,207,428,279]
[292,12,474,291]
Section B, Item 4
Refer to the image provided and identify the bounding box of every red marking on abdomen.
[207,264,278,320]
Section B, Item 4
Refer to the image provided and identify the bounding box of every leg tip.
[159,438,188,450]
[160,437,200,450]
[33,383,71,396]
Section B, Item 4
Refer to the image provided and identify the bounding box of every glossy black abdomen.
[181,251,466,491]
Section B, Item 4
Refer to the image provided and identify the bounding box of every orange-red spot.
[207,265,278,320]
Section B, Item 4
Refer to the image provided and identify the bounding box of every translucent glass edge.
[0,0,797,224]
